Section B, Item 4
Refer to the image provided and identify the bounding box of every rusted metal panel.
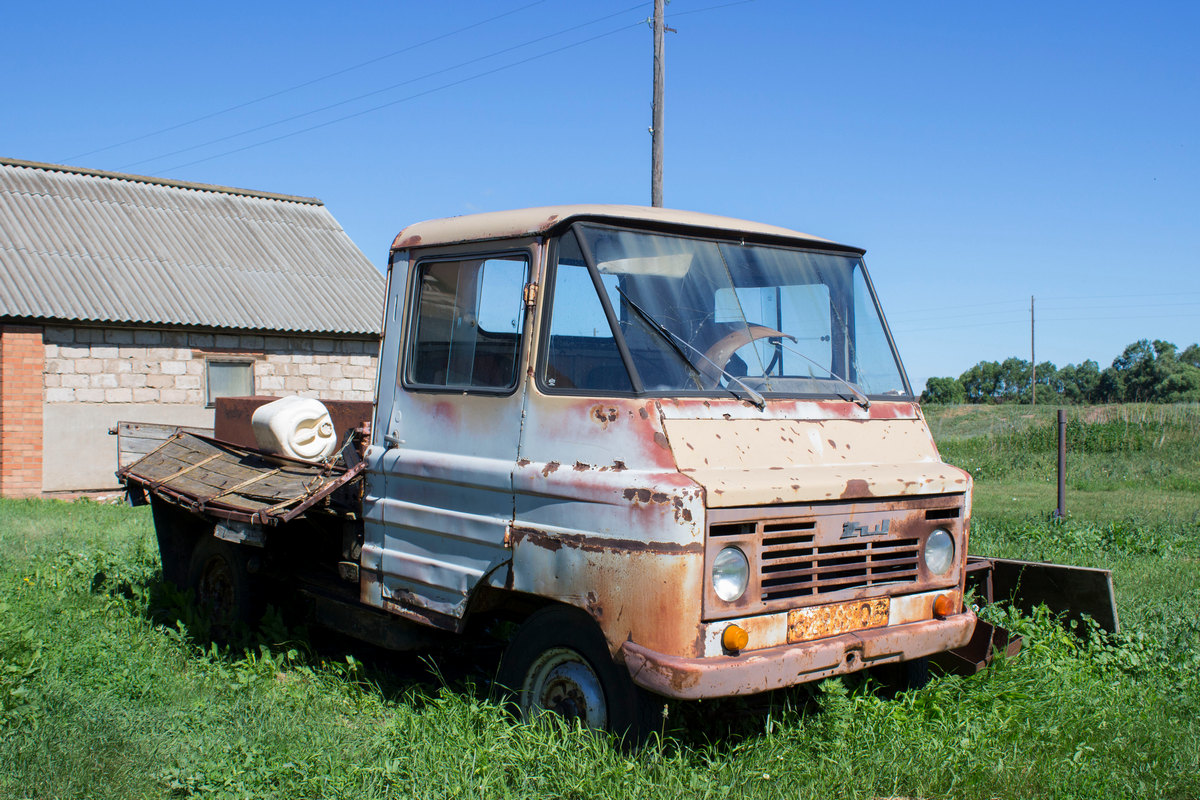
[508,524,708,659]
[509,387,710,659]
[622,612,976,700]
[661,408,970,507]
[213,396,373,449]
[932,618,1023,675]
[361,243,542,622]
[982,557,1119,634]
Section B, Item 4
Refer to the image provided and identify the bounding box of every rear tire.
[496,605,652,742]
[186,537,262,639]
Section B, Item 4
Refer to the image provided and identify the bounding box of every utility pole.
[651,0,665,207]
[1030,295,1036,406]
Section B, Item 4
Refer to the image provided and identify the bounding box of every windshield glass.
[541,224,910,399]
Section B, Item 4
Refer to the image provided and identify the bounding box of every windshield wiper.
[773,339,871,410]
[616,289,766,409]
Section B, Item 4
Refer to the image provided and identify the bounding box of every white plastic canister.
[251,396,339,462]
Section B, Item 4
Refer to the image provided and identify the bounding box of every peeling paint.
[510,525,703,556]
[841,479,872,498]
[591,405,619,428]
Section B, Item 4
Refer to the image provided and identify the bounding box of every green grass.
[2,404,1199,798]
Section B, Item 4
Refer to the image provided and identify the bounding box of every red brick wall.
[0,325,44,496]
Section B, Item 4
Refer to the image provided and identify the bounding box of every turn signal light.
[933,594,956,618]
[722,624,749,653]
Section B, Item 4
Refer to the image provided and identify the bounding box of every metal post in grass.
[1054,408,1067,520]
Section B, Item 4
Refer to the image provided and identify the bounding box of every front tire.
[496,605,651,741]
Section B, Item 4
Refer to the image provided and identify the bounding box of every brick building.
[0,158,384,495]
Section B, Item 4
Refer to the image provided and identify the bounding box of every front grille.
[760,527,920,601]
[704,496,964,620]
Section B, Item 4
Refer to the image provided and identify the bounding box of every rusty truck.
[120,205,1110,737]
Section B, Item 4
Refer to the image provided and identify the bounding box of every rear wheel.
[186,537,262,638]
[496,605,652,741]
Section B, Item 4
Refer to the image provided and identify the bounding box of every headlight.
[712,546,749,602]
[924,528,955,575]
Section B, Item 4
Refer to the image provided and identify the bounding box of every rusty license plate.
[787,597,890,643]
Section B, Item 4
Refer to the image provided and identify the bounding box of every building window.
[206,359,255,406]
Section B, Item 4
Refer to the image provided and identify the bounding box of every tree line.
[922,339,1200,404]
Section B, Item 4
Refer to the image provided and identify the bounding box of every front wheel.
[496,605,653,741]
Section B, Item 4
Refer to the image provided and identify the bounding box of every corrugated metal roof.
[392,204,862,254]
[0,158,384,335]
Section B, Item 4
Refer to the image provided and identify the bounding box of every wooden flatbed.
[118,431,364,525]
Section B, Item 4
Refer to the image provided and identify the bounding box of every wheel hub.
[522,647,608,729]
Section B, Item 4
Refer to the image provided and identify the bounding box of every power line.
[61,0,550,163]
[886,298,1029,317]
[1038,289,1200,302]
[671,0,759,18]
[892,310,1200,335]
[889,306,1030,323]
[119,3,648,172]
[891,318,1026,334]
[1040,312,1200,323]
[888,292,1200,319]
[157,18,649,173]
[1039,301,1200,313]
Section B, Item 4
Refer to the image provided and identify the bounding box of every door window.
[406,254,529,391]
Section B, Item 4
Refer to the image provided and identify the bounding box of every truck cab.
[360,205,975,728]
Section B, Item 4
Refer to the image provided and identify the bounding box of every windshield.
[541,224,910,399]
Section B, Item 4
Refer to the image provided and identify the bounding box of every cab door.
[362,244,534,624]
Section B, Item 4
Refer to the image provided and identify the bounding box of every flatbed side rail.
[117,431,365,525]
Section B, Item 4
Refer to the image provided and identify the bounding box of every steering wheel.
[698,325,788,388]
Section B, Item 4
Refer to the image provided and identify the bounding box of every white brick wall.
[42,325,378,404]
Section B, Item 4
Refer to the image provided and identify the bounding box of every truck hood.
[656,400,971,507]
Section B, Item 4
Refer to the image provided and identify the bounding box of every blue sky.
[4,0,1197,392]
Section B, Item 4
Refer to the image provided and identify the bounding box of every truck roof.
[391,204,865,255]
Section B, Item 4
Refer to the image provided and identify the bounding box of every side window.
[406,253,528,391]
[543,231,633,392]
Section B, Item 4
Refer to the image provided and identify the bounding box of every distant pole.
[1054,408,1067,519]
[1030,295,1036,406]
[651,0,665,207]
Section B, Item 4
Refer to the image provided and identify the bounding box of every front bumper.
[620,611,976,700]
